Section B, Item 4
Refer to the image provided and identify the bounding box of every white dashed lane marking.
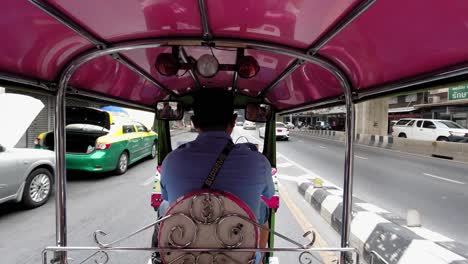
[422,173,465,185]
[355,155,368,160]
[141,176,155,186]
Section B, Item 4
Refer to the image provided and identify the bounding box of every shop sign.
[448,85,468,100]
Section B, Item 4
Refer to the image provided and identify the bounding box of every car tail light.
[95,143,111,150]
[277,129,282,133]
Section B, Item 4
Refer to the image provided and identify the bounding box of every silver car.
[0,93,55,208]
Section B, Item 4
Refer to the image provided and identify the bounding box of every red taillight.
[277,129,282,133]
[95,143,111,150]
[271,168,277,176]
[157,165,162,174]
[238,56,260,79]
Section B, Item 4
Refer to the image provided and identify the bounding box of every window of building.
[388,97,398,104]
[405,94,417,102]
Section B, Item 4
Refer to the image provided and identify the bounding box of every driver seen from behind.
[160,88,275,250]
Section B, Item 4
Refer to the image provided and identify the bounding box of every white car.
[259,122,290,141]
[392,118,468,141]
[0,94,55,208]
[243,121,256,130]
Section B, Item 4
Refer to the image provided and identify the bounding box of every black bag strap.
[202,140,235,189]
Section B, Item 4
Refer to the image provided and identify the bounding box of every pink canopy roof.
[1,0,468,111]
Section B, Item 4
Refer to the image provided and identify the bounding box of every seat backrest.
[158,190,259,264]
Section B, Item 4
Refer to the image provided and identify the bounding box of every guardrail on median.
[296,180,468,264]
[291,129,468,163]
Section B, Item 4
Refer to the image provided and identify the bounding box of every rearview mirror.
[156,101,184,120]
[245,103,272,123]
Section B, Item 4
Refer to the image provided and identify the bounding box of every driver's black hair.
[191,88,235,131]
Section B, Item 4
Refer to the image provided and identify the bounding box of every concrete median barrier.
[296,180,468,264]
[291,129,468,163]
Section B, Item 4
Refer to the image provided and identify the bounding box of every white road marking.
[276,162,293,168]
[141,176,155,186]
[277,174,310,182]
[318,145,327,149]
[355,155,368,160]
[356,203,389,213]
[422,173,465,185]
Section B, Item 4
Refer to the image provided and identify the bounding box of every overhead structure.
[1,1,468,264]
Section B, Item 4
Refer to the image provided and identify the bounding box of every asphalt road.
[238,127,468,245]
[0,130,333,264]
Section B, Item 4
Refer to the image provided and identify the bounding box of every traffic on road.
[2,1,468,263]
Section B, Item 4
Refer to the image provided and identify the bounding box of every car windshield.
[276,123,286,128]
[435,120,465,129]
[396,119,412,125]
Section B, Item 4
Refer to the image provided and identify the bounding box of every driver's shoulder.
[235,142,258,152]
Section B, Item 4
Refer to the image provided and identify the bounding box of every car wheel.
[22,168,53,208]
[150,142,157,159]
[398,133,407,138]
[116,151,129,175]
[437,136,449,142]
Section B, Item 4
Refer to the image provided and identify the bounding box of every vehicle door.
[134,123,148,158]
[405,120,416,138]
[122,124,140,161]
[136,123,153,156]
[0,148,21,199]
[420,120,437,140]
[410,120,423,139]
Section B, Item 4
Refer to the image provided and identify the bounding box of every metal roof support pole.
[198,0,212,40]
[54,38,356,264]
[53,68,68,264]
[341,89,355,264]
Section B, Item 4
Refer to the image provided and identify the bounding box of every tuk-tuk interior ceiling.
[1,0,468,110]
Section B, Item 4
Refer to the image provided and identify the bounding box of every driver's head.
[191,88,237,132]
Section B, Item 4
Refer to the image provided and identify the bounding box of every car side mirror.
[156,101,184,120]
[245,103,272,123]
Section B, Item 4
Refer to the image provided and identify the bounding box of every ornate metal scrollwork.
[76,251,109,264]
[215,214,248,248]
[190,193,224,224]
[167,213,198,248]
[299,252,315,264]
[302,231,316,248]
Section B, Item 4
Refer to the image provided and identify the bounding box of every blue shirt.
[161,131,274,221]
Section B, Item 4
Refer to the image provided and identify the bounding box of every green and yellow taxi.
[35,107,157,174]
